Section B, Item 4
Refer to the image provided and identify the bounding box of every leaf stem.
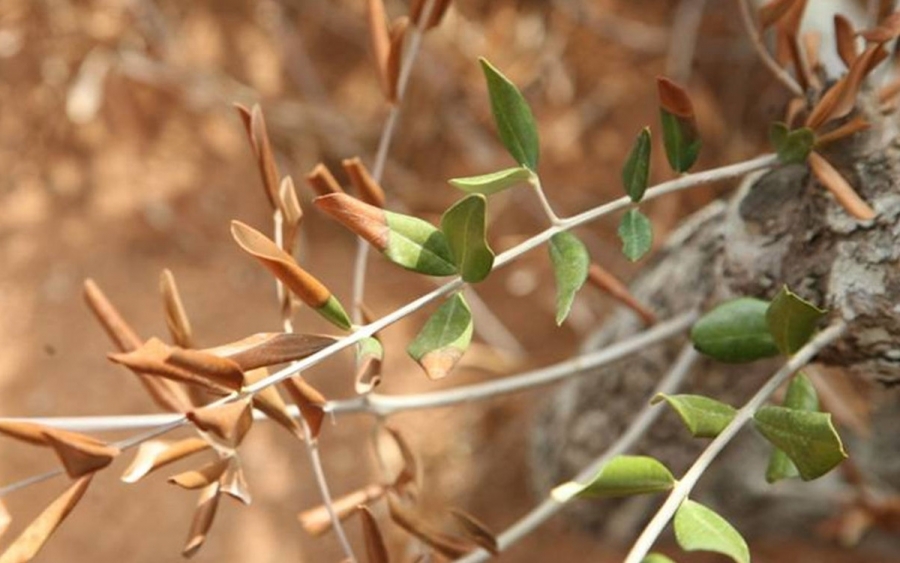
[623,321,847,563]
[529,173,562,226]
[736,0,805,97]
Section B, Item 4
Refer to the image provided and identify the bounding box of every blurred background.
[0,0,889,561]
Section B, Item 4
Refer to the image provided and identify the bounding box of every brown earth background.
[0,1,893,562]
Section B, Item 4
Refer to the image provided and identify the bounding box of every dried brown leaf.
[121,438,211,483]
[367,0,391,97]
[182,482,220,558]
[448,508,499,555]
[245,367,302,440]
[587,263,656,326]
[342,157,386,208]
[84,280,190,412]
[279,176,303,255]
[878,76,900,105]
[166,348,245,392]
[656,76,695,118]
[386,17,410,103]
[299,484,385,536]
[283,376,326,439]
[0,421,104,449]
[231,220,331,308]
[109,338,232,394]
[43,429,120,478]
[169,458,230,490]
[358,505,390,563]
[187,398,254,446]
[808,151,876,220]
[387,495,472,559]
[815,116,871,147]
[758,0,800,30]
[785,33,811,91]
[0,475,92,563]
[305,162,344,196]
[233,103,281,210]
[203,332,339,372]
[409,0,453,29]
[860,12,900,43]
[219,457,252,505]
[774,0,808,36]
[807,45,888,129]
[355,353,383,395]
[160,269,194,349]
[314,193,389,251]
[834,15,857,69]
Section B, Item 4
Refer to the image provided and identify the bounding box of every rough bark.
[531,107,900,547]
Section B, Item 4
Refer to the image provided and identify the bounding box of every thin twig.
[665,0,710,82]
[623,321,848,563]
[736,0,805,97]
[455,344,701,563]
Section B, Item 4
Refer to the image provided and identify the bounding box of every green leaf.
[754,405,847,481]
[574,455,675,499]
[316,295,353,331]
[690,298,780,363]
[384,211,458,276]
[449,167,533,196]
[766,285,827,355]
[660,110,701,173]
[548,232,590,325]
[769,123,815,165]
[651,394,737,438]
[622,127,652,202]
[440,194,495,283]
[765,373,820,482]
[479,58,540,170]
[642,555,677,563]
[407,293,473,380]
[674,500,749,563]
[357,336,383,364]
[617,208,653,262]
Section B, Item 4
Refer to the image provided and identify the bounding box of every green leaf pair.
[769,123,815,165]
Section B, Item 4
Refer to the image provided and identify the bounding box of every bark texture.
[531,111,900,547]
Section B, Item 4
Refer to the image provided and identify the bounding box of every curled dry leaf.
[314,193,389,251]
[305,162,344,196]
[0,475,92,563]
[757,0,801,30]
[448,508,499,555]
[342,157,386,208]
[244,368,302,440]
[43,428,120,478]
[203,332,339,372]
[299,484,385,536]
[121,438,211,483]
[834,15,857,68]
[169,458,231,490]
[235,103,280,210]
[182,482,220,558]
[187,398,254,447]
[357,505,390,563]
[806,45,888,130]
[366,0,391,97]
[219,457,252,505]
[409,0,452,29]
[387,495,473,559]
[808,152,876,220]
[160,269,194,349]
[587,263,656,326]
[0,421,108,455]
[84,279,190,412]
[860,12,900,43]
[230,221,352,330]
[109,338,235,394]
[355,337,384,394]
[386,17,410,103]
[815,116,870,147]
[166,348,245,392]
[283,376,326,439]
[278,176,303,255]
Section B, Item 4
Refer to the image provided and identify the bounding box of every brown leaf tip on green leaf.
[314,193,390,251]
[305,162,345,196]
[657,76,695,118]
[342,157,387,208]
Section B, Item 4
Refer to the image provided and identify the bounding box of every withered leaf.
[358,505,390,563]
[814,116,870,147]
[43,429,120,478]
[283,377,326,439]
[166,348,245,392]
[203,332,339,372]
[808,152,876,220]
[169,458,230,490]
[387,495,473,559]
[366,0,391,97]
[834,15,857,68]
[278,176,303,255]
[0,421,103,449]
[182,482,220,558]
[386,17,410,103]
[84,280,190,412]
[109,338,234,394]
[860,12,900,42]
[235,103,280,210]
[299,484,386,536]
[160,269,194,349]
[806,45,888,129]
[449,508,499,556]
[0,475,92,563]
[409,0,452,29]
[305,163,344,196]
[244,368,302,440]
[219,457,252,506]
[187,398,254,447]
[758,0,802,30]
[342,157,386,208]
[121,438,211,483]
[587,263,656,326]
